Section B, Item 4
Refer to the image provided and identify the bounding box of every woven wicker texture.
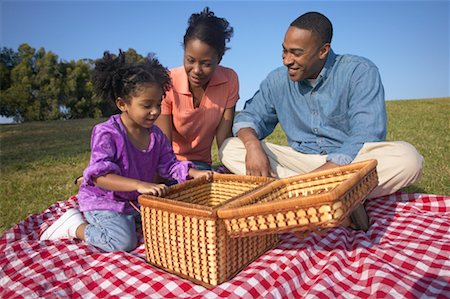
[138,174,277,288]
[217,160,378,237]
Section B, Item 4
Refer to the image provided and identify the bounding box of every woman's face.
[184,38,220,89]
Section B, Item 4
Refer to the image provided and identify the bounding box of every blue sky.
[1,0,449,121]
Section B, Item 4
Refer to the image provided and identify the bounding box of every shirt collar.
[178,66,228,95]
[318,48,336,81]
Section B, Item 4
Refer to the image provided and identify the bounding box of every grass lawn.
[1,97,449,234]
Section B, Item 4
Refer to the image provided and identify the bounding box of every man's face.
[282,26,329,82]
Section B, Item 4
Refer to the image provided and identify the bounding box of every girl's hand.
[136,182,169,197]
[189,169,213,180]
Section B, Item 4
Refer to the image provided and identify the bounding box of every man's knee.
[394,141,423,179]
[218,137,242,160]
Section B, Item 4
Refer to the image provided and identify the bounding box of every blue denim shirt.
[233,49,386,165]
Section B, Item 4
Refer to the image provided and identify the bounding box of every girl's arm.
[215,106,236,149]
[94,173,168,197]
[154,114,173,142]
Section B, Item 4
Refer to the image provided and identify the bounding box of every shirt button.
[313,111,318,116]
[313,128,318,133]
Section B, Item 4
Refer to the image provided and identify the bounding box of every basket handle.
[129,201,141,214]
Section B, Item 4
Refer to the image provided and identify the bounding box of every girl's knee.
[109,235,138,252]
[84,211,139,252]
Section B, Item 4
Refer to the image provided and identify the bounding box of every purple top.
[77,115,192,213]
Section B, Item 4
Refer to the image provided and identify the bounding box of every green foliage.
[0,98,449,235]
[0,47,19,93]
[0,45,146,122]
[62,59,103,119]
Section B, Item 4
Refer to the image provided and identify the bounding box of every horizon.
[1,0,449,123]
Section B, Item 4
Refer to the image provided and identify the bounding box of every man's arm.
[326,62,386,165]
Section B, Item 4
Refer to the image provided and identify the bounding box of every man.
[220,12,423,202]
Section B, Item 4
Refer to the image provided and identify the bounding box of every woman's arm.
[215,106,235,149]
[154,114,173,143]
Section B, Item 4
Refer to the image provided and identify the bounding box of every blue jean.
[191,160,212,170]
[83,210,140,252]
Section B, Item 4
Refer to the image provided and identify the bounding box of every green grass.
[1,98,449,234]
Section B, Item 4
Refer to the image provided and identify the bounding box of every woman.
[155,7,239,171]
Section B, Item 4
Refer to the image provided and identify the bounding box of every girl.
[155,7,239,172]
[40,51,212,252]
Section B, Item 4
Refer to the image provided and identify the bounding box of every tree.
[123,48,146,64]
[0,44,66,121]
[62,59,104,119]
[0,45,149,121]
[0,47,19,92]
[34,47,64,120]
[1,44,36,122]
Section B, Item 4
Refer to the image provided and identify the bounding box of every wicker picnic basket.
[138,174,277,288]
[217,159,378,237]
[138,159,378,287]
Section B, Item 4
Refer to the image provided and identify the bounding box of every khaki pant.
[219,138,423,198]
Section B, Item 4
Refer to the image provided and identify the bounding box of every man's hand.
[244,141,276,177]
[237,128,276,177]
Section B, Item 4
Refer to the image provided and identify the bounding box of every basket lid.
[216,159,378,237]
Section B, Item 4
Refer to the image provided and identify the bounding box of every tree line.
[0,44,146,122]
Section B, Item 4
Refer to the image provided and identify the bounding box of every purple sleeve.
[83,125,121,185]
[154,128,193,183]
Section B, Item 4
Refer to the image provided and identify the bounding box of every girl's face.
[184,38,220,89]
[117,83,163,129]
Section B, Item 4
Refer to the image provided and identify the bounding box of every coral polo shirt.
[161,65,239,164]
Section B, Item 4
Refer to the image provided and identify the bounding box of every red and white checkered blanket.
[1,193,449,298]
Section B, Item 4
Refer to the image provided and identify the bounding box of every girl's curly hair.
[93,50,172,104]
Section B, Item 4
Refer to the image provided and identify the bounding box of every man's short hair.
[290,12,333,44]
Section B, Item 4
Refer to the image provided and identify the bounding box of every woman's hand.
[188,168,213,180]
[136,182,169,197]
